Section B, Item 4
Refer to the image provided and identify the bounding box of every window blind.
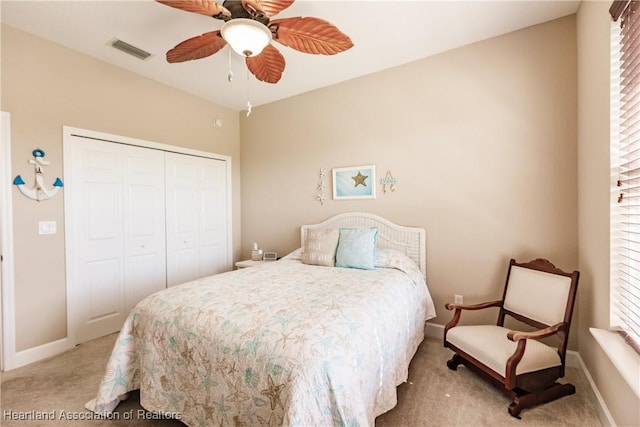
[611,0,640,355]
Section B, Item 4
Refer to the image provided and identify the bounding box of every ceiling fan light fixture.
[221,18,272,58]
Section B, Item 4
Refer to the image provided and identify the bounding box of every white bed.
[86,212,436,426]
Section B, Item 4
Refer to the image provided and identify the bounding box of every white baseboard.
[570,349,617,427]
[426,321,614,427]
[425,321,444,340]
[3,337,74,371]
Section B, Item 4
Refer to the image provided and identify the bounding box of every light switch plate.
[39,221,57,235]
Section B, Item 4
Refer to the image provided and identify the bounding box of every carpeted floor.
[1,334,601,426]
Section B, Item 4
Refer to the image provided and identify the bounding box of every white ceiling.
[1,0,580,112]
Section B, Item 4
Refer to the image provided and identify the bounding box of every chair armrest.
[445,300,502,311]
[443,300,503,341]
[504,322,566,389]
[507,322,565,342]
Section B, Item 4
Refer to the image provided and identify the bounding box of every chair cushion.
[446,325,561,376]
[504,266,572,326]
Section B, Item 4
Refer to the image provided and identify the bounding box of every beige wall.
[1,24,242,351]
[241,17,579,334]
[4,7,637,425]
[577,2,640,426]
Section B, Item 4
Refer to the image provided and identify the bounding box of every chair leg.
[446,354,464,371]
[508,382,576,418]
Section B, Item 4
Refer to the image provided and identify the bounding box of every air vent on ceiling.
[109,38,152,60]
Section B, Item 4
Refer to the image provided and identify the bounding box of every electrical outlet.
[454,294,463,305]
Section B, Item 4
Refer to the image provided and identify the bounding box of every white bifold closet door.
[67,134,230,344]
[68,139,166,343]
[165,152,228,287]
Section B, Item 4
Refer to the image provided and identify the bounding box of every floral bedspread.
[86,250,436,426]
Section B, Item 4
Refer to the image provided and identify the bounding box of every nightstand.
[235,259,266,269]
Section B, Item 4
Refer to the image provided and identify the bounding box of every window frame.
[610,0,640,357]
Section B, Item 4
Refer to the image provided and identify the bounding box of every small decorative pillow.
[375,248,425,286]
[301,228,340,266]
[335,227,378,270]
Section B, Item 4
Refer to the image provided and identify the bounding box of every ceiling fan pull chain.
[227,48,234,83]
[246,67,252,117]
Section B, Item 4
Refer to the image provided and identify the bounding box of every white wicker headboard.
[300,212,426,279]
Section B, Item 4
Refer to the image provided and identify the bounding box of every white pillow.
[301,228,339,267]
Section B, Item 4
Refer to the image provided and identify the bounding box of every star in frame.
[352,171,368,187]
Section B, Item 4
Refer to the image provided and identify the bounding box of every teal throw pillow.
[335,227,378,270]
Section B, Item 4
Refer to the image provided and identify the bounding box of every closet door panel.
[70,140,126,343]
[123,146,166,312]
[165,154,200,286]
[166,153,228,286]
[87,259,121,319]
[68,138,167,343]
[198,158,228,277]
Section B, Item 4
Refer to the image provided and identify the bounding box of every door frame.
[1,114,75,371]
[63,126,233,346]
[0,111,13,371]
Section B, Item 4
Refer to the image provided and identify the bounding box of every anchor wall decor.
[13,148,64,201]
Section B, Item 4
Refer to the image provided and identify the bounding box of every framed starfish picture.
[332,165,376,200]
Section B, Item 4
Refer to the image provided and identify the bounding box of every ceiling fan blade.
[166,30,227,63]
[155,0,231,20]
[246,44,285,84]
[242,0,294,18]
[269,17,353,55]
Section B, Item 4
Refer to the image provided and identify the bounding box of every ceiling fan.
[156,0,354,84]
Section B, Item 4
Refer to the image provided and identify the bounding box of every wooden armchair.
[443,258,579,418]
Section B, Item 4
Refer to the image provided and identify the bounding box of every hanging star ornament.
[316,168,326,205]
